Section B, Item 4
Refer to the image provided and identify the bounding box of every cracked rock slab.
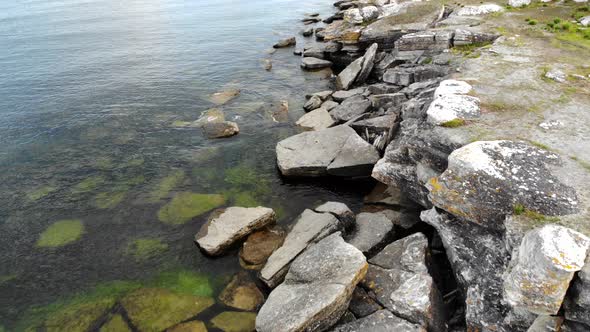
[332,309,426,332]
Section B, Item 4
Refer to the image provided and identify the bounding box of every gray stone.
[330,95,372,122]
[327,132,380,177]
[307,90,334,101]
[336,57,363,90]
[274,37,296,48]
[348,287,382,318]
[202,121,240,138]
[303,46,325,59]
[321,100,340,111]
[333,87,365,102]
[303,95,323,111]
[356,43,378,84]
[453,28,499,46]
[259,209,342,288]
[402,79,443,98]
[195,207,276,256]
[527,315,564,332]
[351,114,398,134]
[361,233,445,332]
[296,108,337,131]
[301,57,333,70]
[256,233,367,332]
[314,201,355,230]
[426,94,481,125]
[456,4,504,16]
[545,68,567,83]
[302,27,314,37]
[332,310,426,332]
[367,83,403,95]
[504,225,590,315]
[427,141,580,229]
[394,30,453,51]
[383,64,449,86]
[370,93,408,109]
[565,255,590,325]
[346,212,394,255]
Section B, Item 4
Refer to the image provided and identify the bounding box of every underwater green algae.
[121,288,214,332]
[210,311,256,332]
[232,191,261,207]
[71,175,106,195]
[0,274,17,286]
[36,219,85,248]
[26,185,57,201]
[152,270,214,297]
[94,191,127,209]
[99,314,131,332]
[44,298,114,332]
[126,238,169,261]
[157,192,225,225]
[147,170,187,202]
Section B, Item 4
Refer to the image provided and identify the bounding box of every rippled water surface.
[0,0,373,329]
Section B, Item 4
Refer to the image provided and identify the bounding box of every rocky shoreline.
[190,0,590,331]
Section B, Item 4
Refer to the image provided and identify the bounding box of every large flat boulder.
[276,125,378,177]
[504,225,590,315]
[427,140,579,230]
[260,209,343,288]
[330,95,372,122]
[195,207,276,256]
[256,233,368,332]
[296,108,337,131]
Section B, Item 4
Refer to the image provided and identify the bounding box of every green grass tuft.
[440,119,466,128]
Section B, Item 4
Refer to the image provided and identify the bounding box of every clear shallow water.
[0,0,373,329]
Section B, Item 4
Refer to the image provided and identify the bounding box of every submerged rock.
[273,37,296,48]
[301,57,333,70]
[211,311,256,332]
[121,288,214,332]
[508,0,531,8]
[45,298,115,332]
[260,209,342,288]
[100,314,131,332]
[256,233,367,332]
[332,310,425,332]
[202,121,239,138]
[167,321,207,332]
[427,140,579,229]
[209,89,240,105]
[195,206,275,256]
[37,219,84,248]
[240,227,285,270]
[504,225,590,315]
[158,192,226,225]
[219,272,264,311]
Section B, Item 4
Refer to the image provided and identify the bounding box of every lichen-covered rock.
[100,314,132,332]
[346,212,394,255]
[427,141,579,229]
[426,94,481,125]
[260,209,342,288]
[332,309,425,332]
[209,89,240,105]
[504,225,590,315]
[361,233,446,332]
[256,233,367,332]
[434,80,473,98]
[195,206,276,256]
[45,298,115,332]
[565,255,590,325]
[121,288,214,332]
[421,208,532,331]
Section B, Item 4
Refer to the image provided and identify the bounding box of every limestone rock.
[167,321,207,332]
[303,95,323,111]
[296,108,337,131]
[301,57,333,70]
[202,121,239,139]
[434,80,473,98]
[456,4,505,16]
[211,311,256,332]
[504,225,590,315]
[344,6,379,25]
[383,64,449,87]
[427,141,579,229]
[346,212,394,255]
[260,209,342,288]
[274,37,296,48]
[426,94,481,125]
[256,233,367,332]
[526,316,564,332]
[239,227,285,270]
[195,207,276,256]
[326,132,380,177]
[332,309,425,332]
[336,57,363,90]
[356,43,378,84]
[333,88,365,102]
[508,0,531,7]
[314,201,356,229]
[330,95,372,122]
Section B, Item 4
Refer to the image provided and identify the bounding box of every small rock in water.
[240,227,285,270]
[504,224,590,315]
[195,206,276,256]
[193,108,225,127]
[332,87,365,102]
[273,37,296,48]
[201,121,240,138]
[218,272,264,311]
[301,57,332,70]
[262,59,272,71]
[302,27,314,37]
[314,201,355,229]
[209,88,240,105]
[256,233,368,332]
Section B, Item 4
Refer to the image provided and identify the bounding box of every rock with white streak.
[274,37,296,48]
[504,225,590,315]
[426,140,579,230]
[426,94,481,125]
[333,88,365,102]
[259,209,343,288]
[256,233,367,332]
[195,207,276,256]
[527,315,564,332]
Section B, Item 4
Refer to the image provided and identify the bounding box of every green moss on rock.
[157,192,225,225]
[441,119,466,128]
[94,191,127,209]
[99,314,131,332]
[45,298,115,332]
[37,219,85,248]
[0,274,17,286]
[147,170,186,202]
[71,175,106,195]
[167,320,207,332]
[126,238,169,261]
[152,270,214,297]
[121,288,214,332]
[27,185,57,201]
[210,311,256,332]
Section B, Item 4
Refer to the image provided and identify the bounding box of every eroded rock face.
[332,309,426,332]
[256,233,368,332]
[427,140,579,230]
[276,125,378,177]
[504,225,590,315]
[195,207,276,256]
[260,209,343,288]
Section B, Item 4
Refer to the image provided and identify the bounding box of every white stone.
[195,207,276,256]
[508,0,531,7]
[545,68,567,83]
[504,224,590,315]
[456,4,505,16]
[580,16,590,27]
[434,79,473,97]
[426,94,481,125]
[539,120,564,130]
[344,8,364,24]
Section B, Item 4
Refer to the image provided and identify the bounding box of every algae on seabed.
[210,311,257,332]
[36,219,85,248]
[157,192,225,225]
[146,170,187,203]
[125,238,169,261]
